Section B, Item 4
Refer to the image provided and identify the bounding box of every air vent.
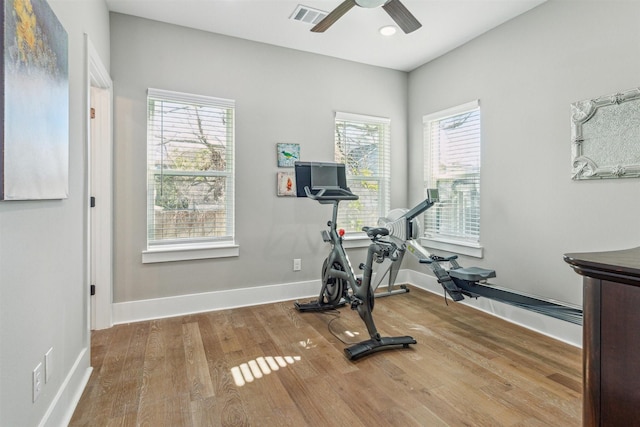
[290,4,328,25]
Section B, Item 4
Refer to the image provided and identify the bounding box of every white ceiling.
[104,0,546,72]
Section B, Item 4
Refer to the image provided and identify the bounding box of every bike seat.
[449,267,496,281]
[363,227,389,239]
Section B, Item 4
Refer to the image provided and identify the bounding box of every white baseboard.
[39,347,92,427]
[112,271,582,347]
[112,279,320,325]
[398,269,582,348]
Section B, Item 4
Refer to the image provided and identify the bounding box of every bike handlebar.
[304,186,359,201]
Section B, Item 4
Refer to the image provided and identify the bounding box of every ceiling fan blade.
[382,0,422,34]
[311,0,357,33]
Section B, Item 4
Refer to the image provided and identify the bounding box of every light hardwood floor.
[70,286,582,426]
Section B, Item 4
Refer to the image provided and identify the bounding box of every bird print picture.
[277,143,300,167]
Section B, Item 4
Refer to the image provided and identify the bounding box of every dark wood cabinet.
[564,247,640,426]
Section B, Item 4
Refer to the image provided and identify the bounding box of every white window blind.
[146,88,235,248]
[423,100,481,244]
[335,112,391,233]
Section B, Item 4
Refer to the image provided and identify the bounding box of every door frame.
[86,34,113,330]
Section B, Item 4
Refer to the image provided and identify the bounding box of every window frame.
[334,111,391,240]
[142,88,238,263]
[421,100,484,258]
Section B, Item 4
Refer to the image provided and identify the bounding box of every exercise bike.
[294,162,416,360]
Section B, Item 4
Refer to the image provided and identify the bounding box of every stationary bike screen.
[294,161,348,197]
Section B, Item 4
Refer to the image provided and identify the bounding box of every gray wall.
[0,0,110,425]
[110,13,408,303]
[408,0,640,306]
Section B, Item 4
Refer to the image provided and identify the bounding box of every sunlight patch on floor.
[299,338,317,349]
[230,355,302,387]
[343,330,360,338]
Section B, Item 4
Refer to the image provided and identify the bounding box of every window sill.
[342,233,371,249]
[142,242,239,264]
[419,237,483,259]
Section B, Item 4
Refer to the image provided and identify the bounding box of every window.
[144,88,235,261]
[334,112,391,234]
[423,100,481,254]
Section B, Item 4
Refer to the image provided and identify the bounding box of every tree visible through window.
[147,89,235,247]
[335,112,390,233]
[423,100,481,244]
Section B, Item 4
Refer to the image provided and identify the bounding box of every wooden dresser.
[564,247,640,426]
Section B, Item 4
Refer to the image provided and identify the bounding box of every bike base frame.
[294,299,346,312]
[345,336,417,360]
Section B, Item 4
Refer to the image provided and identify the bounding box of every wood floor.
[70,286,582,426]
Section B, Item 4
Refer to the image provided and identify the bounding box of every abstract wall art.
[2,0,69,200]
[277,171,295,197]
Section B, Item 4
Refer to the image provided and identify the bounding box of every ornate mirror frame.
[571,87,640,180]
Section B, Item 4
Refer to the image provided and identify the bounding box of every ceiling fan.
[312,0,422,34]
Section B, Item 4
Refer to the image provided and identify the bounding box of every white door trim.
[86,34,113,330]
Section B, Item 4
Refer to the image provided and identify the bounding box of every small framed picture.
[277,172,296,197]
[277,143,300,167]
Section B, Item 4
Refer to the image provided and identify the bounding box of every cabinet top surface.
[564,246,640,279]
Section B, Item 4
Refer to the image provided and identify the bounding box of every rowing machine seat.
[449,267,496,282]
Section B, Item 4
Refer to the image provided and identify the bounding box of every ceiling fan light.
[356,0,387,8]
[379,25,397,36]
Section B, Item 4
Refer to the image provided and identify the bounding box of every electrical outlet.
[293,258,301,271]
[45,347,53,383]
[33,363,43,402]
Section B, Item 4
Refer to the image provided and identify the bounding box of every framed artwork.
[277,171,296,197]
[571,87,640,180]
[2,0,69,200]
[276,143,300,168]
